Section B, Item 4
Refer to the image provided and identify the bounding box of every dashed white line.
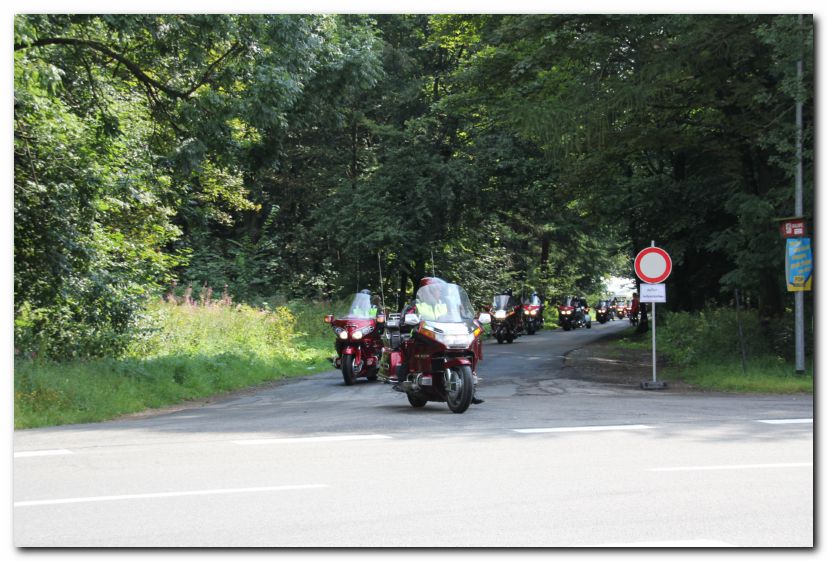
[14,449,73,458]
[234,434,391,446]
[648,462,812,472]
[756,418,812,425]
[14,484,328,508]
[513,424,654,434]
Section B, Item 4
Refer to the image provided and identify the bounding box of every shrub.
[658,307,810,366]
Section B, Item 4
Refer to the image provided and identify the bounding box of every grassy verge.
[14,300,336,429]
[611,326,813,394]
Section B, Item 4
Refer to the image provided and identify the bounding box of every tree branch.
[15,37,243,101]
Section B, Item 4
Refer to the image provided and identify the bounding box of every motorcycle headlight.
[523,309,530,315]
[338,330,348,340]
[352,330,363,340]
[530,310,537,316]
[443,334,474,348]
[494,310,506,319]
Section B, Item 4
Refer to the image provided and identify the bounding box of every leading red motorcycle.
[324,290,385,385]
[379,278,490,413]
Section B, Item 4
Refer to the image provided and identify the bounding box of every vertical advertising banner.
[786,238,813,291]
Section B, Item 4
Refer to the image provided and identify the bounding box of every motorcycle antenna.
[377,251,386,310]
[430,247,435,277]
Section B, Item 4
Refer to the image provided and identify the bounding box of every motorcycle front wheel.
[445,365,474,414]
[407,393,427,408]
[342,354,357,385]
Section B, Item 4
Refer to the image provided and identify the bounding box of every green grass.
[14,300,336,429]
[611,326,813,394]
[14,353,331,428]
[677,356,813,393]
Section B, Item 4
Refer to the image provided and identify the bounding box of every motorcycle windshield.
[491,295,512,311]
[415,283,475,323]
[525,295,542,305]
[343,293,375,319]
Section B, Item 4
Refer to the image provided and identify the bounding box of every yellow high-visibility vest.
[418,302,447,321]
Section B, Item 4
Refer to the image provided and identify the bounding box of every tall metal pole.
[795,14,805,375]
[651,240,656,383]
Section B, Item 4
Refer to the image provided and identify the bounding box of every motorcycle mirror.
[404,313,420,326]
[324,314,333,323]
[478,312,491,324]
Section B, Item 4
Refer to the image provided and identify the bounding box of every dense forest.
[14,14,814,360]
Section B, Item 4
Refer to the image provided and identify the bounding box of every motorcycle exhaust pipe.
[401,374,434,393]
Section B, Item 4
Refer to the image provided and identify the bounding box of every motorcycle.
[379,281,489,413]
[324,292,385,385]
[595,300,611,324]
[611,300,627,320]
[490,293,522,344]
[522,293,544,335]
[557,296,592,331]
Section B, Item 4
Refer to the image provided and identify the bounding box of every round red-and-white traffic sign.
[634,246,672,284]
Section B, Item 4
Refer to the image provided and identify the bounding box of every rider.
[352,289,379,318]
[630,292,640,321]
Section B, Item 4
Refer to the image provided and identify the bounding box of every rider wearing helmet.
[351,289,380,318]
[401,277,445,319]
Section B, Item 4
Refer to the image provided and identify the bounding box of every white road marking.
[648,462,812,472]
[234,434,391,445]
[14,484,328,508]
[14,449,73,458]
[513,424,654,434]
[757,418,812,424]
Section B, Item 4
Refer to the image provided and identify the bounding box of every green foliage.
[658,306,812,366]
[14,14,813,375]
[612,317,812,394]
[15,299,333,428]
[659,308,768,366]
[442,15,813,314]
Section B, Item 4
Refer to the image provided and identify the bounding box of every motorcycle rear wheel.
[445,365,474,414]
[342,354,357,385]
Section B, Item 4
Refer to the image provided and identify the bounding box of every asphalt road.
[13,320,814,547]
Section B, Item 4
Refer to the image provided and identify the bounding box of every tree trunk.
[349,116,358,190]
[397,269,408,312]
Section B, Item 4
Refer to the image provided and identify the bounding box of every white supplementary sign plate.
[639,283,666,303]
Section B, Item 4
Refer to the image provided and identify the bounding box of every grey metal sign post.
[635,242,671,390]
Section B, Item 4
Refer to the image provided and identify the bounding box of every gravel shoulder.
[559,327,696,392]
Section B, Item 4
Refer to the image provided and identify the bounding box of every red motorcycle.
[612,300,628,320]
[379,278,490,413]
[522,292,544,335]
[324,291,385,385]
[490,293,521,344]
